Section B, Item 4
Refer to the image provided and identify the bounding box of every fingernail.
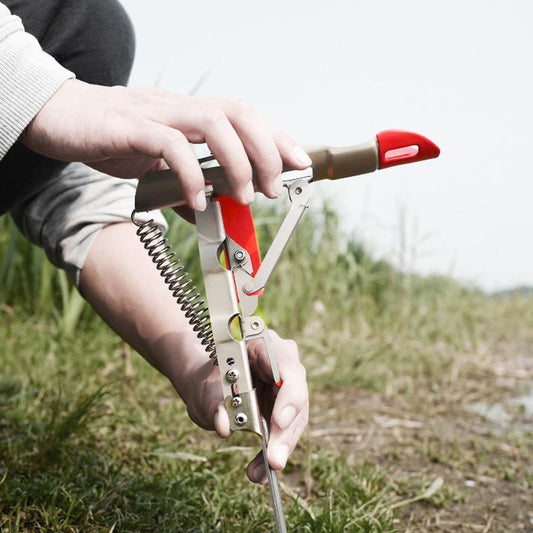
[243,181,255,204]
[194,191,207,211]
[275,444,289,469]
[278,405,296,430]
[292,145,312,167]
[252,463,267,484]
[272,176,284,197]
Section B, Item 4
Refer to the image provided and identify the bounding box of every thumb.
[213,402,231,438]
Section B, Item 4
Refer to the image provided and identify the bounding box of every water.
[512,388,533,417]
[467,388,533,435]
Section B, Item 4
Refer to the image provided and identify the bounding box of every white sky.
[122,0,533,291]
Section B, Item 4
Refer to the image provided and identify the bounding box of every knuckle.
[283,379,307,410]
[128,87,153,105]
[203,107,229,128]
[268,329,280,341]
[272,158,283,177]
[294,391,308,411]
[286,338,299,356]
[229,160,253,186]
[162,128,186,147]
[181,173,203,196]
[259,157,283,183]
[273,129,293,147]
[232,99,255,119]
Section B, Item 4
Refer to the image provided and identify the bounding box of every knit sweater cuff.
[0,4,74,160]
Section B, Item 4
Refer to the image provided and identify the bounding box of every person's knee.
[80,0,136,86]
[42,0,136,87]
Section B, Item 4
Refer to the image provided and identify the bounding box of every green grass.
[0,312,398,532]
[254,201,533,393]
[1,203,532,531]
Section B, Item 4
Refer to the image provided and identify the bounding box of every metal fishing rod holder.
[132,130,440,533]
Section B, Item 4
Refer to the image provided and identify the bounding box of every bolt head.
[244,282,254,293]
[234,413,248,426]
[234,250,245,261]
[231,396,242,407]
[225,369,239,383]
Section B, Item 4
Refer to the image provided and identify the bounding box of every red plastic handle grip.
[377,130,440,169]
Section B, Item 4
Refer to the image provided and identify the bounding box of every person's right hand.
[21,79,312,210]
[182,330,309,484]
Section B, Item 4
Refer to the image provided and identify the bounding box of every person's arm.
[79,221,309,483]
[0,2,74,159]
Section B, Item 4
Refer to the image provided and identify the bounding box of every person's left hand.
[183,330,308,484]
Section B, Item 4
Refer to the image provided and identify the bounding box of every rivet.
[234,250,245,262]
[234,413,248,426]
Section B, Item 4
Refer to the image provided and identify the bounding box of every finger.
[272,129,312,170]
[213,402,231,438]
[246,451,268,485]
[262,333,308,470]
[268,407,308,470]
[155,100,255,205]
[128,120,207,211]
[199,109,255,205]
[217,99,283,199]
[248,332,308,415]
[270,343,307,430]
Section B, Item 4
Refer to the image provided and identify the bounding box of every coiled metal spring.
[131,212,216,360]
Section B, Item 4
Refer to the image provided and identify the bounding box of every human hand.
[182,330,308,484]
[21,79,312,210]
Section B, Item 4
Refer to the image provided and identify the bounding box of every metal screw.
[295,186,303,195]
[231,396,242,407]
[251,320,260,330]
[234,250,245,262]
[234,413,248,426]
[244,282,254,293]
[225,369,239,383]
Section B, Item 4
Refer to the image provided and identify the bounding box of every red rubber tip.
[276,380,283,388]
[377,130,440,169]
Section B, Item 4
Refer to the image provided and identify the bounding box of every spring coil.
[131,212,216,361]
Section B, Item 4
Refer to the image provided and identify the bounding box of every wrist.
[152,332,211,403]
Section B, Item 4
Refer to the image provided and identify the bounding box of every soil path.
[308,345,533,532]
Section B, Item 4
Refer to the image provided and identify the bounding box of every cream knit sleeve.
[0,3,74,160]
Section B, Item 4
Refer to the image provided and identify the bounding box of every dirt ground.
[308,345,533,532]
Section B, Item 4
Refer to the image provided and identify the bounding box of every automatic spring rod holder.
[133,130,440,532]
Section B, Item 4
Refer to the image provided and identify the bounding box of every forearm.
[0,2,73,159]
[78,219,308,475]
[78,221,208,402]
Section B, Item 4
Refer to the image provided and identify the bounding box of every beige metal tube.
[134,140,379,212]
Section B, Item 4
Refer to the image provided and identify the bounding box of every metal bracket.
[243,178,311,295]
[195,199,262,436]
